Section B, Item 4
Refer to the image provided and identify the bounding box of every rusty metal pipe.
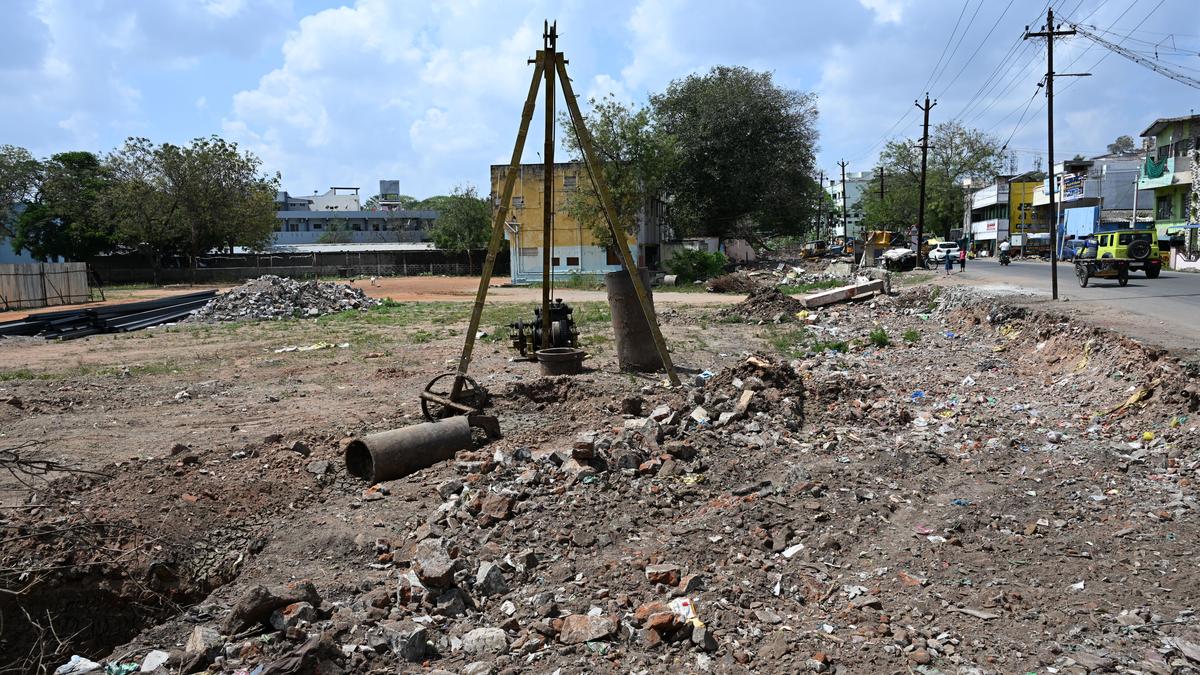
[344,417,472,483]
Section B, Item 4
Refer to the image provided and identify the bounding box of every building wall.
[1008,180,1044,238]
[492,162,651,283]
[825,171,872,239]
[308,189,361,211]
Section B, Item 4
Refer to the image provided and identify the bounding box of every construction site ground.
[1,279,1199,674]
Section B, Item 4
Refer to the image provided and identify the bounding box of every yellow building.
[490,161,669,283]
[1007,172,1046,250]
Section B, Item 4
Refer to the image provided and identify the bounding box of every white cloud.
[223,0,552,197]
[195,96,208,109]
[858,0,907,24]
[0,0,291,154]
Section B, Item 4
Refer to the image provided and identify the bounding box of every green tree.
[651,66,820,243]
[414,195,455,212]
[1107,135,1136,156]
[14,151,115,261]
[559,95,675,244]
[104,136,279,282]
[365,193,419,210]
[0,145,42,241]
[858,121,1005,239]
[429,185,491,269]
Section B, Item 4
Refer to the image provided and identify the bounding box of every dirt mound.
[189,275,376,322]
[704,272,760,293]
[722,286,805,322]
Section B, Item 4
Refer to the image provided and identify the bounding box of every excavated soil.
[0,287,1198,674]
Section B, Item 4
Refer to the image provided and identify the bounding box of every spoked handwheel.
[421,372,487,421]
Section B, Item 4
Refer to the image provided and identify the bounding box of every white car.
[925,241,961,266]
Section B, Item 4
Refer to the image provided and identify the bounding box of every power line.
[936,0,1018,100]
[928,0,986,95]
[920,0,971,95]
[1070,19,1200,88]
[950,0,1059,122]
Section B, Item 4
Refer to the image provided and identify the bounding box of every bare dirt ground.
[1,281,1199,674]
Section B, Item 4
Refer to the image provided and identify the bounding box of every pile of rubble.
[721,286,805,322]
[189,275,376,322]
[11,285,1200,674]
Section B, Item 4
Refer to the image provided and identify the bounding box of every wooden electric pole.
[915,94,936,266]
[838,160,849,239]
[540,22,557,346]
[1026,7,1077,301]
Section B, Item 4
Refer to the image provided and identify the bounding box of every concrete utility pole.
[876,166,886,230]
[816,171,825,240]
[915,94,936,266]
[1026,8,1077,301]
[838,160,849,239]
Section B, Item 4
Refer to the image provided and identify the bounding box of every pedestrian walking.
[958,247,967,272]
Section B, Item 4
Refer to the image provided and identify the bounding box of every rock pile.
[189,275,376,322]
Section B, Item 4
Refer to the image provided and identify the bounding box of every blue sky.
[2,0,1198,200]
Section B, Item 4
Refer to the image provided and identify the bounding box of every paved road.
[939,258,1200,357]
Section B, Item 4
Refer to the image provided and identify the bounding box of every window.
[1157,195,1173,220]
[312,223,323,230]
[566,256,580,266]
[552,257,560,266]
[563,174,577,190]
[512,196,525,208]
[606,247,621,265]
[519,247,538,257]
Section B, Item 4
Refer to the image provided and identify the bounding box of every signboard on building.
[1061,173,1084,201]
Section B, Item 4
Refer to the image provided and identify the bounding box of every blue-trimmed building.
[273,185,438,247]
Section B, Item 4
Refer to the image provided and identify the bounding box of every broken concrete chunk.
[222,580,321,634]
[645,563,682,586]
[475,561,509,597]
[462,627,510,655]
[559,614,615,644]
[415,538,458,588]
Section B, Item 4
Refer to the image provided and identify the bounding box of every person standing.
[944,249,954,276]
[958,247,967,272]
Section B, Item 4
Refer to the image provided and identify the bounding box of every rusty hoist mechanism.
[508,298,578,358]
[418,20,680,423]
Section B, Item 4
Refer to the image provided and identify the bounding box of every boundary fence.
[92,250,508,284]
[0,262,91,310]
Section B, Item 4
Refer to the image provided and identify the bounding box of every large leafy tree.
[14,151,115,261]
[1107,134,1136,156]
[858,121,1005,239]
[428,185,491,268]
[104,136,279,281]
[651,66,820,243]
[559,95,675,243]
[0,145,42,240]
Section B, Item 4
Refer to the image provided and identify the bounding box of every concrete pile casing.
[188,275,377,322]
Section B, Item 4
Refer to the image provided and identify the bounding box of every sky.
[2,0,1198,200]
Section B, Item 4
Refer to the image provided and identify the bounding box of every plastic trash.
[105,665,138,675]
[669,596,703,627]
[950,498,972,507]
[910,390,926,402]
[55,656,101,675]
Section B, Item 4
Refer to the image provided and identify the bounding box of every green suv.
[1090,229,1162,278]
